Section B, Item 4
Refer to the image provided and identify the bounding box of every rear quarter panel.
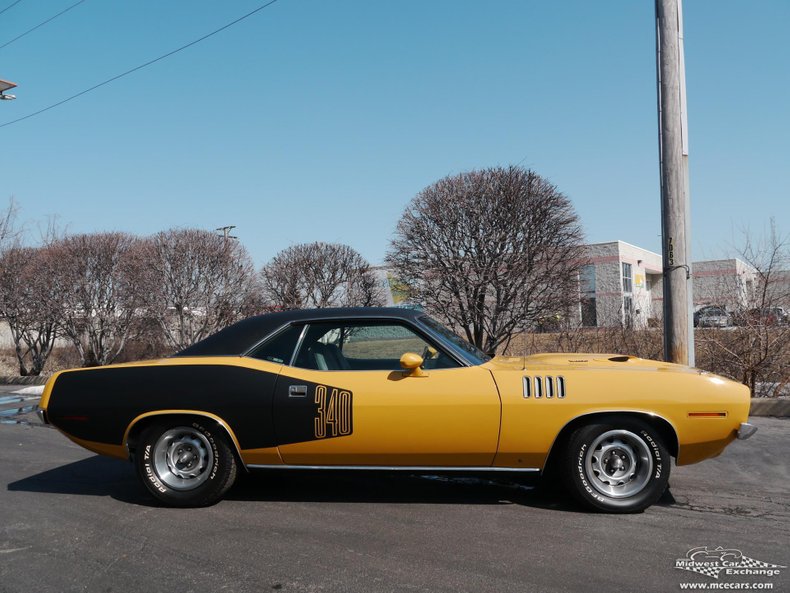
[42,357,283,460]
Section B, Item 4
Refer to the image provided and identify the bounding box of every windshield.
[418,315,491,365]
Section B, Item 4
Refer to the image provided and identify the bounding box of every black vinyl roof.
[174,307,425,357]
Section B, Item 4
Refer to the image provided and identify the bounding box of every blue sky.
[1,0,787,266]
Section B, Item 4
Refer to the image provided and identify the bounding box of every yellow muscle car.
[38,307,755,512]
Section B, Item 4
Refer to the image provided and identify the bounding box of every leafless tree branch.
[387,166,585,355]
[140,228,257,351]
[51,232,145,367]
[696,220,789,396]
[261,242,384,309]
[0,245,63,375]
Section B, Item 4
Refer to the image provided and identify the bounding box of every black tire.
[562,418,670,513]
[136,418,237,507]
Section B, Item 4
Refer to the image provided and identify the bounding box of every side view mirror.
[400,352,426,377]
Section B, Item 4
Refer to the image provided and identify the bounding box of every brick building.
[579,241,663,328]
[692,258,758,311]
[578,244,768,328]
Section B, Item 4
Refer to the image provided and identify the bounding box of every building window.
[581,297,597,327]
[622,262,633,294]
[579,265,597,327]
[623,295,634,328]
[580,265,596,294]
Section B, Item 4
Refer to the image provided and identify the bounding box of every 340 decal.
[314,385,352,438]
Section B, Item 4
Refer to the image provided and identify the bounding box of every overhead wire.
[0,0,281,129]
[0,0,86,50]
[0,0,24,17]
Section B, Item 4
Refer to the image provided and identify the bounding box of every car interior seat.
[306,342,351,371]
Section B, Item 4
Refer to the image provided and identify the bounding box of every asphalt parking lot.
[1,400,788,593]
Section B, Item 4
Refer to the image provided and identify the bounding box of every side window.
[246,324,304,365]
[293,322,459,371]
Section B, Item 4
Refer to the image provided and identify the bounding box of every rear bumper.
[737,422,757,440]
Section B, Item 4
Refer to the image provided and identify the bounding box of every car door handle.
[288,385,308,398]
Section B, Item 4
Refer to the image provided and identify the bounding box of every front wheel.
[562,418,670,513]
[136,418,237,507]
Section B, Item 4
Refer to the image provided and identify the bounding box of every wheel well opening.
[542,412,679,475]
[126,414,245,470]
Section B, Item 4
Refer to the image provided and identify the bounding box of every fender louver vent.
[523,376,566,399]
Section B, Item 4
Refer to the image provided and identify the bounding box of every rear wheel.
[136,418,237,507]
[563,418,670,513]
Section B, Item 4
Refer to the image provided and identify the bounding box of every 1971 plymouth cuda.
[38,307,755,512]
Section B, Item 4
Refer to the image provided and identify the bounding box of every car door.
[272,320,501,467]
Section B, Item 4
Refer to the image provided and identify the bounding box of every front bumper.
[737,422,757,440]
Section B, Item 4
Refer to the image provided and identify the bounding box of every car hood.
[483,353,702,375]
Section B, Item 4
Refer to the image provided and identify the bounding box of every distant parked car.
[743,307,788,326]
[694,306,731,328]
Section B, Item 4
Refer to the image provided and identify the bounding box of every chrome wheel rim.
[153,427,214,491]
[584,430,653,499]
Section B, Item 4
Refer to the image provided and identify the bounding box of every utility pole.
[656,0,694,366]
[0,79,17,101]
[215,225,238,243]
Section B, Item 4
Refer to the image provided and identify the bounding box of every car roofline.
[239,310,474,368]
[176,307,486,367]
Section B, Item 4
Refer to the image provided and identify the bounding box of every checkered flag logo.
[737,556,784,569]
[675,546,786,580]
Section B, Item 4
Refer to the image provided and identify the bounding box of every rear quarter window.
[246,325,303,365]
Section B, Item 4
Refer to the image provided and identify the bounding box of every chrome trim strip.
[289,324,309,367]
[246,464,541,473]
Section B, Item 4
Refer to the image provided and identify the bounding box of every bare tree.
[696,220,789,396]
[261,242,384,309]
[52,232,145,367]
[141,228,257,350]
[387,166,585,355]
[0,246,62,375]
[0,197,20,248]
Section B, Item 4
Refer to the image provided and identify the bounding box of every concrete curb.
[0,376,49,386]
[749,398,790,418]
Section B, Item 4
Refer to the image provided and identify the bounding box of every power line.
[0,0,281,129]
[0,0,24,16]
[0,0,86,50]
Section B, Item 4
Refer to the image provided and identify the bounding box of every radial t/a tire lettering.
[135,418,237,507]
[562,418,670,513]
